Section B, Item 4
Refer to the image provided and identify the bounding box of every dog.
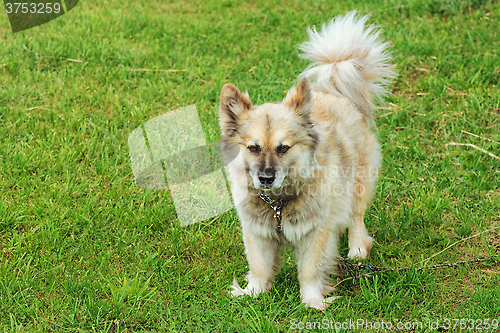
[219,11,396,310]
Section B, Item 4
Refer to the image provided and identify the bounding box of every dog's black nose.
[259,175,275,187]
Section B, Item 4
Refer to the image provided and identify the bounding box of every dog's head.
[219,77,319,193]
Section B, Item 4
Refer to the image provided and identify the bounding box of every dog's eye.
[277,145,290,154]
[248,145,261,153]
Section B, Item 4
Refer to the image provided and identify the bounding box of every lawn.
[1,0,499,331]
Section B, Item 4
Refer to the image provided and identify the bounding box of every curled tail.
[298,11,397,119]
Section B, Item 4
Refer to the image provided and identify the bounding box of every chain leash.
[338,253,499,285]
[258,193,500,285]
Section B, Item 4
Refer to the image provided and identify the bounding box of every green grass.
[1,0,499,331]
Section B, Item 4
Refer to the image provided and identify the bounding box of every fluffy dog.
[219,12,396,310]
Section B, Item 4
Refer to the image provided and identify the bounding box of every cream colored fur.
[219,11,396,310]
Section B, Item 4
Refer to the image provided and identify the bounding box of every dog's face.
[219,78,319,193]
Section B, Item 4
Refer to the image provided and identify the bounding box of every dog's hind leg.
[348,144,379,259]
[348,212,373,259]
[348,180,374,259]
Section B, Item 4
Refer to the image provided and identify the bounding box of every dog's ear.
[283,77,313,118]
[219,84,253,138]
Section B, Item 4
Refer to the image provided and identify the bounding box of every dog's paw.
[348,247,369,260]
[230,278,246,297]
[348,234,373,259]
[230,278,265,298]
[303,296,340,310]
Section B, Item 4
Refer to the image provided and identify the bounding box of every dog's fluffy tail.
[298,11,397,119]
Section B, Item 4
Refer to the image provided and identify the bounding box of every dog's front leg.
[231,227,281,298]
[295,226,339,310]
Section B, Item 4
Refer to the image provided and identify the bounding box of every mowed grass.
[0,0,499,331]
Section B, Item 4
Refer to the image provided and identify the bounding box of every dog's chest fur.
[243,191,319,242]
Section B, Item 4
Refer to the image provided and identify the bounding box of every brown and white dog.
[219,12,396,310]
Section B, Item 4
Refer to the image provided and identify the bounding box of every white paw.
[230,278,263,298]
[230,278,246,297]
[303,296,340,310]
[348,246,369,259]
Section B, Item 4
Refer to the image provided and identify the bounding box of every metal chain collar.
[259,193,285,232]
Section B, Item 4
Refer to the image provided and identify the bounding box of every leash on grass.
[337,225,500,286]
[337,253,499,286]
